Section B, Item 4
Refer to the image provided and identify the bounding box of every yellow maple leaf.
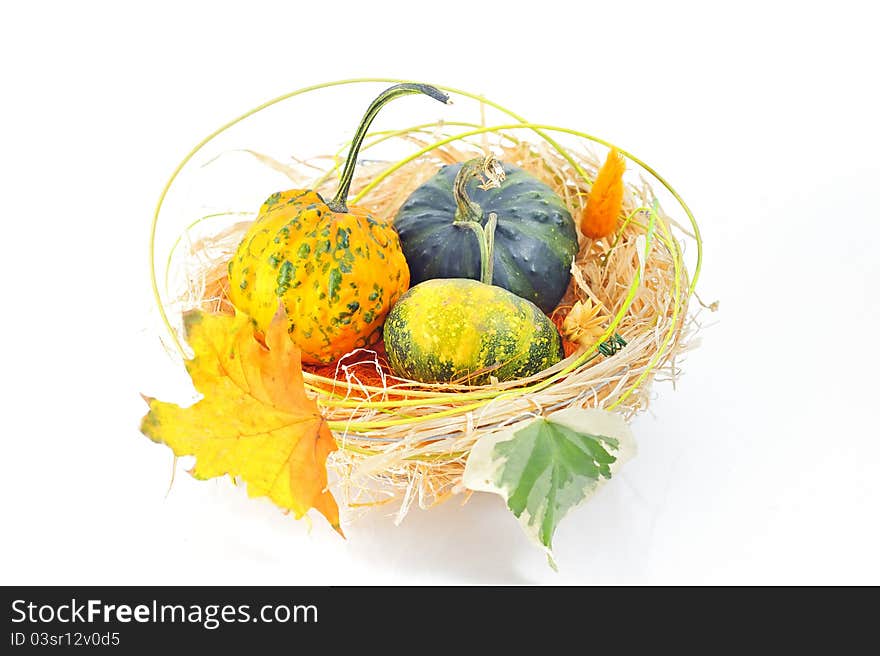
[140,310,342,535]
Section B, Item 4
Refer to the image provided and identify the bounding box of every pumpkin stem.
[327,83,451,213]
[453,155,505,284]
[483,212,498,284]
[453,155,505,223]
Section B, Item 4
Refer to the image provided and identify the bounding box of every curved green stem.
[452,156,505,284]
[326,83,450,213]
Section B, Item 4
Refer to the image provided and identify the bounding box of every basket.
[149,78,703,524]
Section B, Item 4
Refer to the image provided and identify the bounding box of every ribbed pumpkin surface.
[394,162,578,313]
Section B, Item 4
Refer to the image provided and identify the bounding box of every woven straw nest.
[151,79,704,522]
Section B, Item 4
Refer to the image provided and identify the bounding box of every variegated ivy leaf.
[463,408,635,569]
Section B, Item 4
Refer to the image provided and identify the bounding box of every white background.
[1,0,878,585]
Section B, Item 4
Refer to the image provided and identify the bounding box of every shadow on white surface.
[341,494,537,584]
[136,455,660,585]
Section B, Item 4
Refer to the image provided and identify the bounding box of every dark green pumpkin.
[384,278,563,384]
[393,160,578,313]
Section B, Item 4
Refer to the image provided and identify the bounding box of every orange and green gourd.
[227,83,450,364]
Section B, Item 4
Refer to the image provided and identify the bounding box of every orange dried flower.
[562,299,609,346]
[581,148,626,239]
